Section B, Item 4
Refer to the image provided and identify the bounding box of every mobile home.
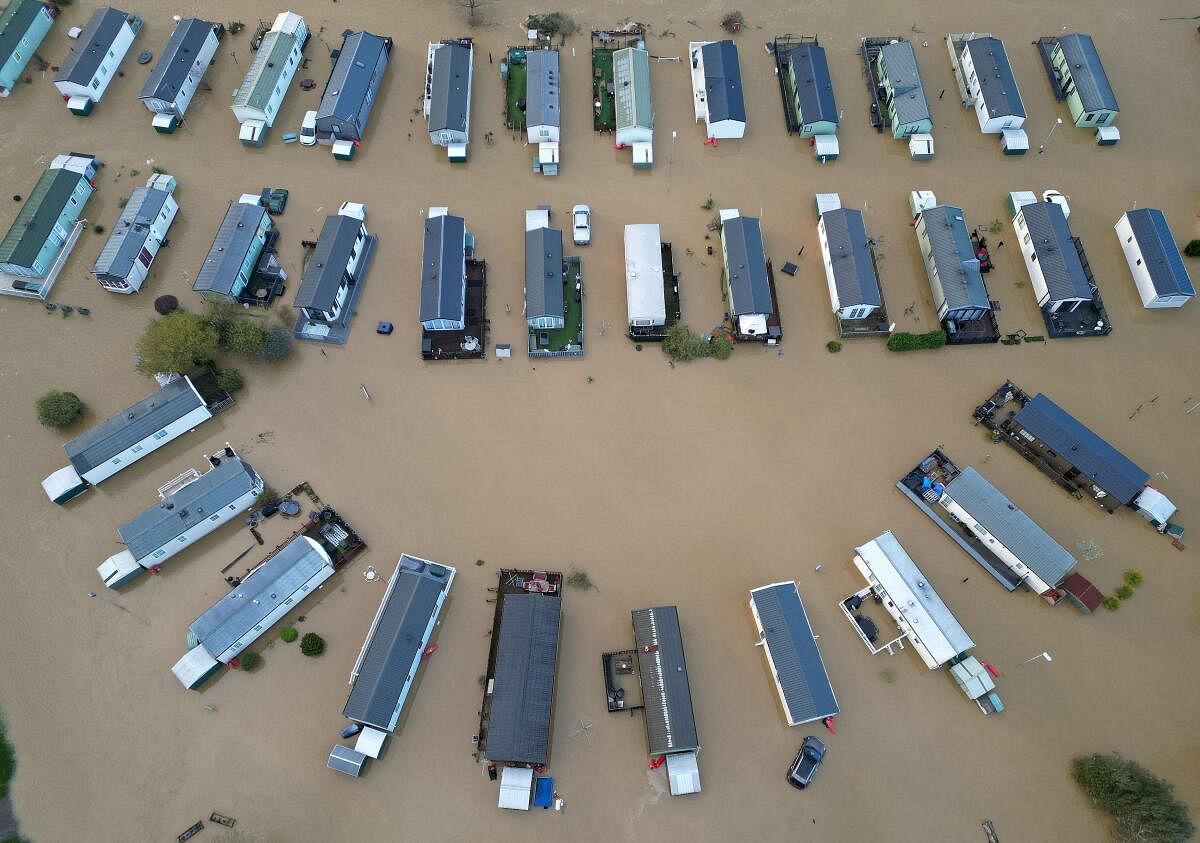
[613,46,653,167]
[1051,34,1118,129]
[689,40,745,140]
[192,198,273,302]
[748,582,838,726]
[915,204,991,323]
[1114,209,1194,309]
[139,18,223,131]
[818,206,882,321]
[874,40,932,138]
[231,11,308,145]
[524,209,565,330]
[720,210,778,342]
[90,173,178,293]
[524,48,561,174]
[315,30,392,151]
[0,0,55,97]
[786,41,838,138]
[293,203,374,342]
[425,39,473,161]
[1012,199,1092,312]
[959,36,1026,134]
[53,7,141,114]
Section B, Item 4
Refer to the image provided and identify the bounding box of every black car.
[786,736,827,790]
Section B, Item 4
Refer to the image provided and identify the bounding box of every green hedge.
[0,709,14,798]
[887,330,947,352]
[1072,753,1195,842]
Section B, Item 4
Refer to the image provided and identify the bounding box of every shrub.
[280,627,298,643]
[887,330,947,352]
[1115,585,1134,600]
[1072,752,1195,842]
[663,323,733,362]
[92,224,105,235]
[238,651,262,670]
[0,708,15,798]
[1123,569,1144,588]
[256,484,279,506]
[709,332,734,360]
[136,310,219,376]
[36,390,83,428]
[1103,596,1120,611]
[227,20,245,34]
[566,567,596,591]
[526,12,580,36]
[300,632,325,657]
[1183,239,1200,258]
[260,324,293,361]
[700,194,715,211]
[225,319,268,355]
[826,341,842,353]
[216,368,244,394]
[153,294,178,315]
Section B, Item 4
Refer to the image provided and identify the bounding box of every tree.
[260,324,293,361]
[1072,753,1195,842]
[300,632,325,657]
[135,311,219,376]
[280,627,298,643]
[36,390,83,427]
[215,368,244,394]
[1183,239,1200,258]
[225,319,267,355]
[238,651,262,670]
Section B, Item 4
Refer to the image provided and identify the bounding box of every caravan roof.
[624,224,666,324]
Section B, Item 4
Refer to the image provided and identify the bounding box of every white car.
[299,110,317,146]
[572,205,591,245]
[1042,190,1070,220]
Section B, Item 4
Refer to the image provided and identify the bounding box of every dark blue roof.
[54,7,133,86]
[484,594,561,765]
[1057,34,1117,114]
[139,19,219,104]
[1021,202,1091,303]
[788,43,837,125]
[723,216,772,316]
[701,40,745,124]
[751,582,838,726]
[316,30,390,139]
[632,606,699,756]
[1125,209,1195,297]
[1014,393,1149,504]
[822,208,881,308]
[419,214,466,324]
[965,36,1025,119]
[524,226,564,321]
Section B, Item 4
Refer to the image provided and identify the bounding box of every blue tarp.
[533,777,554,808]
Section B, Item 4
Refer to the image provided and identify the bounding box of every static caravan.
[41,375,213,504]
[915,204,990,323]
[614,46,653,168]
[1052,34,1118,129]
[959,36,1026,135]
[689,40,746,140]
[874,41,932,139]
[53,7,141,114]
[787,42,838,139]
[192,198,272,302]
[98,455,263,589]
[624,223,667,334]
[1115,209,1194,309]
[231,11,308,146]
[316,30,392,152]
[748,582,838,726]
[293,204,372,340]
[720,210,777,342]
[1012,200,1091,312]
[425,40,473,161]
[524,210,565,330]
[420,208,469,331]
[139,18,223,131]
[525,48,561,175]
[0,0,56,97]
[817,206,882,321]
[91,173,178,293]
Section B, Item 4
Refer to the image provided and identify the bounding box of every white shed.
[624,224,666,328]
[1115,209,1195,309]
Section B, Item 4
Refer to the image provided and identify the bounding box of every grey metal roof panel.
[118,458,258,560]
[823,208,881,307]
[0,167,88,268]
[944,467,1077,586]
[327,744,366,776]
[189,535,332,659]
[64,377,205,476]
[294,214,361,309]
[1021,202,1091,302]
[419,214,466,323]
[751,583,838,725]
[193,202,268,295]
[723,216,772,316]
[139,18,218,103]
[1057,33,1117,114]
[632,606,699,756]
[701,40,745,124]
[316,31,390,134]
[54,7,132,85]
[1125,209,1194,297]
[0,0,50,70]
[428,42,471,133]
[91,186,170,279]
[484,594,561,765]
[524,226,564,321]
[788,43,837,125]
[343,556,453,730]
[525,48,560,129]
[921,205,990,313]
[879,41,930,125]
[965,37,1025,119]
[614,47,652,130]
[1013,393,1149,504]
[233,28,298,110]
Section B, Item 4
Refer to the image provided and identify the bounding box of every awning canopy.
[354,727,388,759]
[666,751,702,796]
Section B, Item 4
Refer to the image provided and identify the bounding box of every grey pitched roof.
[701,40,745,124]
[750,583,838,725]
[64,377,204,476]
[294,214,361,310]
[943,467,1077,586]
[54,7,133,85]
[484,594,561,765]
[921,204,990,313]
[1125,209,1194,297]
[964,37,1025,119]
[118,458,259,561]
[1057,33,1117,114]
[343,556,454,731]
[232,27,298,111]
[419,214,466,323]
[316,30,390,133]
[1013,393,1150,504]
[525,48,560,129]
[788,43,837,125]
[91,185,171,280]
[189,535,332,660]
[723,216,772,316]
[428,42,471,133]
[0,0,50,69]
[0,167,89,268]
[327,744,367,776]
[822,208,881,308]
[632,606,699,756]
[878,41,930,126]
[139,18,218,104]
[1021,201,1091,302]
[524,226,563,321]
[193,202,268,295]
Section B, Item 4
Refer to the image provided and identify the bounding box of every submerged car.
[787,736,827,790]
[299,110,317,146]
[572,204,591,245]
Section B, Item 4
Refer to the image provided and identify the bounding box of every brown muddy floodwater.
[1,1,1198,841]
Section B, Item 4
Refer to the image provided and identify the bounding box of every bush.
[1072,753,1195,842]
[280,627,298,643]
[1183,239,1200,258]
[709,332,733,360]
[663,323,733,362]
[238,651,262,670]
[1103,596,1120,611]
[526,12,579,36]
[1123,570,1144,588]
[136,310,219,376]
[227,20,245,34]
[92,224,105,235]
[0,709,15,798]
[260,324,293,361]
[256,484,279,507]
[887,330,947,352]
[36,390,83,427]
[225,318,267,356]
[300,632,325,657]
[153,294,178,315]
[826,340,842,353]
[1115,585,1134,600]
[215,368,244,394]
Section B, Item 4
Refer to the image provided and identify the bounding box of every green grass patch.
[504,56,527,132]
[531,260,584,352]
[592,49,615,131]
